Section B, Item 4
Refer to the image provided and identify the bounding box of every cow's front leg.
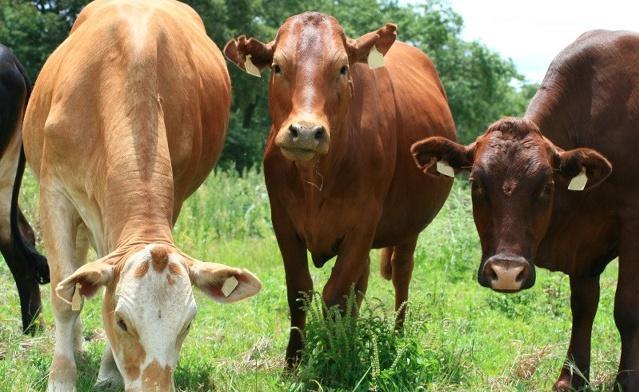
[272,203,312,368]
[95,342,123,389]
[614,236,639,391]
[553,274,600,391]
[41,185,83,392]
[322,223,376,314]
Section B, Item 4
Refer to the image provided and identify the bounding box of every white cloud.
[443,0,639,82]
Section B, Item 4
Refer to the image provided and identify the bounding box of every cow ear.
[187,260,261,304]
[56,260,114,311]
[346,24,397,69]
[410,137,475,178]
[553,147,612,191]
[224,35,274,78]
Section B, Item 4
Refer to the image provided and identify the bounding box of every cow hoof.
[47,380,77,392]
[552,378,572,391]
[96,354,123,390]
[94,374,123,391]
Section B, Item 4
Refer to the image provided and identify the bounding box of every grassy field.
[0,168,622,391]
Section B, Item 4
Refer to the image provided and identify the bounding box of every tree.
[0,0,536,168]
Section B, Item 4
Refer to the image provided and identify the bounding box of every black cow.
[0,44,49,334]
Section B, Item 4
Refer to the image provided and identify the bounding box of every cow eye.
[117,318,128,333]
[469,177,484,195]
[540,180,554,197]
[272,64,282,75]
[339,65,348,76]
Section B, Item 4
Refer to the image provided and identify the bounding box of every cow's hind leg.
[0,145,42,333]
[390,236,417,328]
[553,275,600,391]
[42,185,84,392]
[613,225,639,391]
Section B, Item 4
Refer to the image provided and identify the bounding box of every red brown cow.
[225,12,455,366]
[412,30,639,391]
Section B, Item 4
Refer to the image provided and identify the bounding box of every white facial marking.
[113,245,196,385]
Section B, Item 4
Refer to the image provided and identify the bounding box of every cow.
[0,44,49,334]
[22,1,261,390]
[224,12,456,367]
[411,30,639,391]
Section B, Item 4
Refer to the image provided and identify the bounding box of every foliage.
[0,0,536,168]
[292,293,469,391]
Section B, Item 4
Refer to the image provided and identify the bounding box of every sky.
[445,0,639,83]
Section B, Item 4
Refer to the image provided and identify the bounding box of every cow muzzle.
[275,121,330,161]
[479,255,535,292]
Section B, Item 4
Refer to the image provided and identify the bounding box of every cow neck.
[99,122,176,253]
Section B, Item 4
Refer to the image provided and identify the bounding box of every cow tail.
[380,247,393,280]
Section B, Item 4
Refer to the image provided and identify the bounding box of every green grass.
[0,169,621,391]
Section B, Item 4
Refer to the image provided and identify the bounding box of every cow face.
[55,244,261,391]
[224,12,396,162]
[411,118,612,292]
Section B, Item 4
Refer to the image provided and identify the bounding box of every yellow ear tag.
[222,276,239,297]
[568,167,588,191]
[367,46,385,69]
[436,160,455,178]
[71,283,83,311]
[244,55,261,78]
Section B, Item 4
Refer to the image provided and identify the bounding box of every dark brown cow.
[0,44,49,334]
[225,12,455,366]
[412,30,639,391]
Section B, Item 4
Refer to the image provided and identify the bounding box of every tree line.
[0,0,537,170]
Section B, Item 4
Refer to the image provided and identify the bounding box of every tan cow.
[22,1,261,390]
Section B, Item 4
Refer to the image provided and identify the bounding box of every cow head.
[55,244,261,391]
[411,118,612,292]
[224,12,396,162]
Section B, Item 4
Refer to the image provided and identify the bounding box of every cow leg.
[272,204,312,369]
[354,256,370,309]
[0,165,42,333]
[391,236,418,328]
[553,275,600,391]
[17,207,50,284]
[614,231,639,391]
[95,342,123,390]
[0,236,43,334]
[322,224,376,314]
[71,222,90,352]
[42,186,83,392]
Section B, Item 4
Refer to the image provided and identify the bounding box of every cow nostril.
[314,127,325,140]
[289,125,299,138]
[488,265,498,281]
[515,267,527,282]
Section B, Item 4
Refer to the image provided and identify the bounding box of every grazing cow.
[411,30,639,390]
[22,1,261,390]
[0,45,49,334]
[225,12,455,366]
